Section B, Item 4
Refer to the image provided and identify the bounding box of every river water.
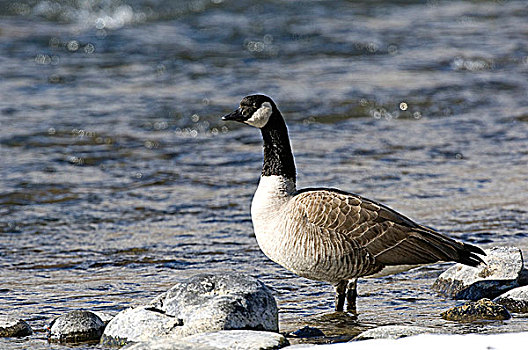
[1,0,528,348]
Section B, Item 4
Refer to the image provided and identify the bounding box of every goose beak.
[221,108,245,122]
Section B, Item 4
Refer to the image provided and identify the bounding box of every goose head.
[222,94,277,129]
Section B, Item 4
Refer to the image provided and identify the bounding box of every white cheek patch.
[245,102,272,128]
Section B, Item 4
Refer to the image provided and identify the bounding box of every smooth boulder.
[494,286,528,313]
[441,298,511,322]
[48,310,105,343]
[102,273,278,345]
[101,306,182,346]
[0,316,32,337]
[432,246,524,300]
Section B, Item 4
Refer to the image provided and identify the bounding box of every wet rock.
[101,273,278,345]
[289,326,325,338]
[0,316,32,337]
[432,246,524,300]
[354,325,443,340]
[494,286,528,313]
[441,298,511,322]
[48,310,105,343]
[183,330,289,350]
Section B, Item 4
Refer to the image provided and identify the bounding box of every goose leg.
[334,280,347,312]
[346,279,358,312]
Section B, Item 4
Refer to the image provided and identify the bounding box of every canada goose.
[222,94,485,312]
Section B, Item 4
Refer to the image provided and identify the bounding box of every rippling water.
[1,0,528,348]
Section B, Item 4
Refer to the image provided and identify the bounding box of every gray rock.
[0,316,32,337]
[102,273,278,345]
[183,330,289,350]
[432,246,524,300]
[354,325,443,340]
[494,285,528,313]
[153,273,278,334]
[441,298,511,322]
[123,339,219,350]
[101,306,182,346]
[48,310,105,343]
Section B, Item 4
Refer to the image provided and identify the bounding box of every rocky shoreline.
[2,246,527,350]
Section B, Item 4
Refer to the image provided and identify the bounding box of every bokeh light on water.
[1,0,528,348]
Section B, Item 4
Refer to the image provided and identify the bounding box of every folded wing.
[290,188,485,270]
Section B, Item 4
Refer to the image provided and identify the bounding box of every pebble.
[101,272,278,345]
[0,316,32,337]
[440,298,511,322]
[432,246,524,300]
[354,325,443,340]
[48,310,105,343]
[494,285,528,313]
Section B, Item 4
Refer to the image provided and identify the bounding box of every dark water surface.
[1,0,528,348]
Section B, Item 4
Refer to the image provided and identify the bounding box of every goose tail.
[457,242,486,267]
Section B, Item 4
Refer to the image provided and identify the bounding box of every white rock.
[152,273,278,336]
[355,325,443,340]
[182,330,289,350]
[286,332,528,350]
[432,246,524,300]
[123,339,218,350]
[494,285,528,313]
[101,306,183,346]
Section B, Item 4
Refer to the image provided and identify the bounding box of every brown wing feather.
[291,188,484,268]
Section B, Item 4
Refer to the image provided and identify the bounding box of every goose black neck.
[260,113,296,181]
